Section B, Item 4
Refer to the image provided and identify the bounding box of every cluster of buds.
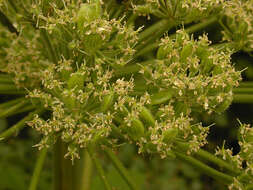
[215,123,253,189]
[221,0,253,53]
[132,0,224,23]
[0,0,241,161]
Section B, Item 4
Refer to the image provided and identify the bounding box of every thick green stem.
[136,20,175,52]
[0,97,26,109]
[104,147,139,190]
[138,19,172,42]
[88,147,112,190]
[114,60,155,77]
[196,149,241,176]
[175,142,241,176]
[134,16,218,58]
[233,94,253,104]
[175,151,234,184]
[40,29,58,64]
[12,104,35,115]
[0,99,28,118]
[0,10,19,34]
[28,148,48,190]
[80,151,93,190]
[53,140,75,190]
[0,75,14,84]
[0,108,44,141]
[233,88,253,94]
[0,84,26,94]
[239,82,253,88]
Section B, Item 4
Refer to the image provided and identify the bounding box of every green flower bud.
[100,91,114,112]
[244,128,253,144]
[215,96,232,113]
[77,1,102,30]
[127,118,145,141]
[162,128,178,143]
[139,106,155,127]
[62,89,76,109]
[151,90,173,105]
[67,72,85,90]
[174,102,188,116]
[180,43,193,62]
[212,66,223,75]
[157,45,172,59]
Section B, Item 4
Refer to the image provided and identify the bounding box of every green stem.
[175,151,234,184]
[13,104,35,115]
[80,151,93,190]
[175,142,241,176]
[0,84,18,91]
[40,29,58,64]
[0,99,28,118]
[88,147,112,190]
[0,84,26,94]
[0,75,14,84]
[138,19,171,42]
[0,108,44,141]
[114,60,155,77]
[196,149,241,176]
[233,94,253,104]
[136,20,175,53]
[28,148,48,190]
[53,140,75,190]
[233,88,253,94]
[0,97,26,109]
[0,10,19,34]
[134,16,218,58]
[239,82,253,88]
[103,147,139,190]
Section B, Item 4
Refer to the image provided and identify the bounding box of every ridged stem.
[0,108,44,141]
[104,147,139,190]
[88,147,112,190]
[175,151,234,184]
[233,94,253,104]
[0,99,28,118]
[28,148,48,190]
[175,142,241,176]
[80,151,93,190]
[53,140,74,190]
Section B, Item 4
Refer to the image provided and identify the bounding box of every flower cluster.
[215,123,253,189]
[143,30,241,114]
[0,26,46,88]
[0,0,241,162]
[132,0,224,23]
[222,0,253,53]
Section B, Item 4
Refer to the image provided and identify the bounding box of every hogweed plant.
[0,0,253,189]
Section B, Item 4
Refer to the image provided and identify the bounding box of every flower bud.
[139,106,155,127]
[162,128,178,143]
[67,72,85,90]
[151,90,174,105]
[174,102,188,116]
[77,1,102,30]
[62,89,76,109]
[180,43,193,62]
[127,118,145,141]
[157,45,172,59]
[244,128,253,144]
[100,91,114,112]
[215,95,232,113]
